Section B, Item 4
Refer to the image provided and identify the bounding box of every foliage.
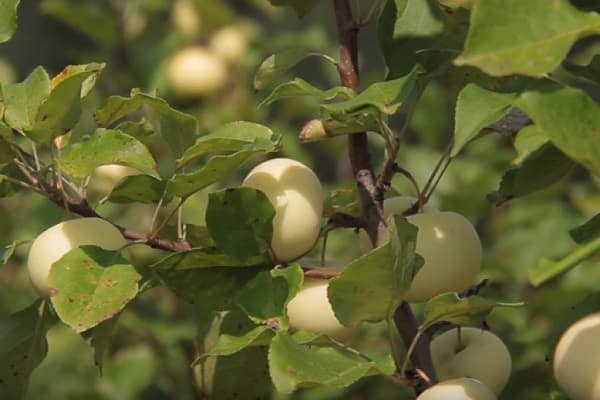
[0,0,598,399]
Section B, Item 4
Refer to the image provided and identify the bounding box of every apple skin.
[242,158,323,263]
[430,327,512,395]
[286,278,355,341]
[172,0,201,37]
[89,164,139,194]
[166,46,227,97]
[359,196,481,303]
[417,378,497,400]
[209,26,248,65]
[553,313,600,400]
[27,218,128,296]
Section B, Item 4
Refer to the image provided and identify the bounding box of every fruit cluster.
[26,157,599,399]
[166,0,249,97]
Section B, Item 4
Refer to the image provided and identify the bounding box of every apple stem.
[455,326,465,353]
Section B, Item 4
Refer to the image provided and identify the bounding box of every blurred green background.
[0,0,598,399]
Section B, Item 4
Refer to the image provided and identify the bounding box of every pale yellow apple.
[209,26,248,65]
[554,313,600,400]
[89,164,140,195]
[172,0,201,37]
[166,46,227,97]
[361,197,481,302]
[242,158,323,263]
[431,327,512,395]
[27,218,128,296]
[417,378,496,400]
[286,278,355,341]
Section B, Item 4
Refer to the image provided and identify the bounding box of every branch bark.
[332,0,437,389]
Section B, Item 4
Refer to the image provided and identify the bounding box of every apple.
[172,0,201,37]
[165,46,227,97]
[27,218,128,296]
[89,164,140,195]
[417,378,497,400]
[553,313,600,400]
[430,327,512,395]
[286,278,355,341]
[242,158,323,263]
[360,196,482,303]
[209,26,248,65]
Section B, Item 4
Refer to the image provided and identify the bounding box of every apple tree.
[0,0,599,399]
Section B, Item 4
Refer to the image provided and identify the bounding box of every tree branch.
[332,0,437,390]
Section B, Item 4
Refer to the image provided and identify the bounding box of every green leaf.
[268,331,389,394]
[564,54,600,86]
[259,78,355,108]
[513,124,548,163]
[378,0,469,78]
[2,67,51,132]
[266,0,320,17]
[150,247,266,271]
[95,91,197,159]
[199,325,272,360]
[198,311,272,400]
[421,293,496,329]
[156,267,262,310]
[29,63,105,143]
[570,214,600,245]
[48,246,141,333]
[81,314,120,374]
[104,175,167,204]
[321,68,420,117]
[455,0,600,76]
[41,0,118,46]
[516,85,600,176]
[489,143,575,205]
[0,300,56,400]
[451,84,518,157]
[235,264,303,321]
[323,188,361,218]
[167,149,277,199]
[206,187,275,260]
[58,128,158,178]
[254,49,335,91]
[176,121,277,168]
[529,236,600,286]
[0,240,18,266]
[393,0,444,38]
[329,216,422,326]
[0,0,20,43]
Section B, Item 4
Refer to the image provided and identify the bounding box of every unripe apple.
[166,46,227,97]
[209,26,248,65]
[286,278,355,341]
[417,378,496,400]
[553,313,600,400]
[27,218,128,296]
[89,164,140,195]
[242,158,323,263]
[172,0,201,37]
[360,197,482,303]
[430,327,512,395]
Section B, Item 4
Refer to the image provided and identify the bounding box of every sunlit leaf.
[58,128,158,178]
[455,0,600,76]
[49,246,141,333]
[2,67,51,132]
[259,78,355,108]
[0,0,20,43]
[421,293,496,329]
[451,83,517,157]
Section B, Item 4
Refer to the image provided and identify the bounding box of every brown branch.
[302,267,341,279]
[332,0,437,391]
[393,302,437,383]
